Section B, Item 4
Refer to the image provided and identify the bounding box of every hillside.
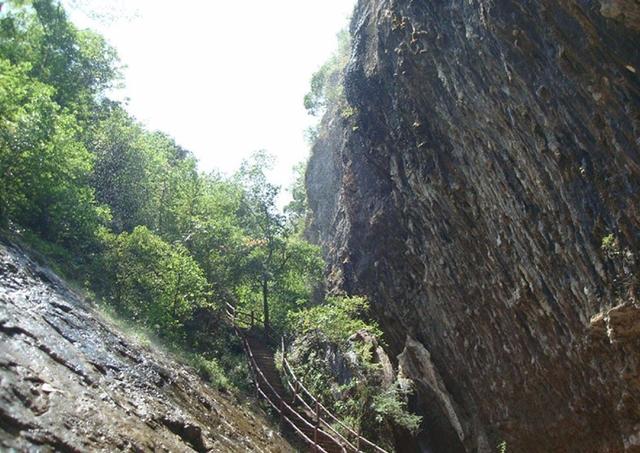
[0,239,292,452]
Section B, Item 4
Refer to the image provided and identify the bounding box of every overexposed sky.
[66,0,355,200]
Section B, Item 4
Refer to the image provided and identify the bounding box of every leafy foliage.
[97,226,210,341]
[1,0,119,109]
[289,296,380,344]
[303,29,351,116]
[284,161,308,233]
[601,233,619,257]
[0,0,325,395]
[601,233,638,303]
[287,296,421,447]
[0,6,422,447]
[372,380,422,434]
[0,57,103,248]
[234,151,324,333]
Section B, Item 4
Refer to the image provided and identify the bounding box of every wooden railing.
[279,338,389,453]
[241,333,333,453]
[225,302,389,453]
[226,303,342,452]
[225,302,260,329]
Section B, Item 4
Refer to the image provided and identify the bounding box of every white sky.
[66,0,355,202]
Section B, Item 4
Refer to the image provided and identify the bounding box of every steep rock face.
[306,0,640,451]
[0,240,292,452]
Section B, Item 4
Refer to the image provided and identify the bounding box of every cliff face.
[0,240,292,452]
[306,1,640,452]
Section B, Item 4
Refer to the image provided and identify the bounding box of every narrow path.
[244,330,346,453]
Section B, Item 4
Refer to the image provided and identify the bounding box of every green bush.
[287,296,421,447]
[288,295,381,344]
[601,233,619,257]
[190,354,231,391]
[372,381,422,434]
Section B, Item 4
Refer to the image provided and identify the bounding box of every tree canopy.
[0,0,323,357]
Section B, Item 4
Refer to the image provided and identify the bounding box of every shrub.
[287,296,422,447]
[601,233,620,257]
[372,380,422,434]
[288,295,381,344]
[190,354,231,391]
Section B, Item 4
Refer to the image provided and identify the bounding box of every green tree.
[0,57,103,247]
[175,173,248,302]
[236,151,323,332]
[98,226,210,341]
[284,160,308,234]
[0,0,120,118]
[235,151,285,331]
[0,0,330,395]
[303,28,351,116]
[90,109,194,234]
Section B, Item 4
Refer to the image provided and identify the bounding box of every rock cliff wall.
[306,1,640,451]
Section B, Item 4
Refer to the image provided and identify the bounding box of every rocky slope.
[0,239,293,452]
[306,0,640,452]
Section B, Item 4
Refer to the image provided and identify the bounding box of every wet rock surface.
[307,0,640,451]
[0,240,292,452]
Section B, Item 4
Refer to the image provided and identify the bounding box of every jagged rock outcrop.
[306,0,640,452]
[0,240,293,452]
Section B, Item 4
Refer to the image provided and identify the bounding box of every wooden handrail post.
[314,400,320,448]
[250,310,254,328]
[281,336,286,370]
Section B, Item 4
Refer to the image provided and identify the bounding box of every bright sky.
[66,0,355,202]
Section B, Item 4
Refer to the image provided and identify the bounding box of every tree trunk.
[262,274,269,331]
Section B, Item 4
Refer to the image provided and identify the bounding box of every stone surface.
[599,0,640,30]
[306,0,640,451]
[0,240,293,452]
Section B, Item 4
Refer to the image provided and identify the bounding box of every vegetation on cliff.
[287,296,422,449]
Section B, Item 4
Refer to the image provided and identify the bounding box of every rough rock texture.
[306,0,640,452]
[0,240,293,452]
[599,0,640,30]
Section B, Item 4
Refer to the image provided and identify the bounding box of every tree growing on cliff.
[284,161,309,234]
[303,28,351,117]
